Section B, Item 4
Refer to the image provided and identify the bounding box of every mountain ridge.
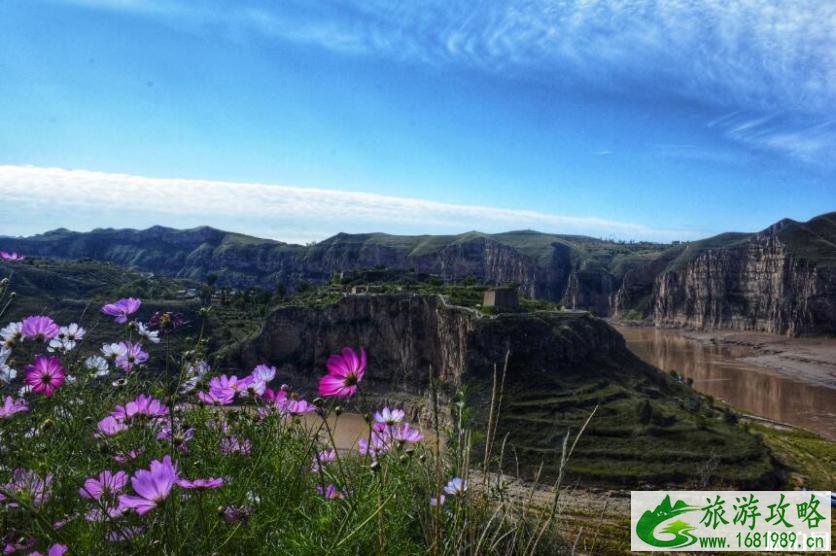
[2,211,835,335]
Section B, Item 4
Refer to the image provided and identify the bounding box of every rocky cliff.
[224,294,780,488]
[625,214,836,335]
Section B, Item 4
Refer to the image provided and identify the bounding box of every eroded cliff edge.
[224,294,781,488]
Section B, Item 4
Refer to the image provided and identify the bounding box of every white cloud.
[0,165,697,242]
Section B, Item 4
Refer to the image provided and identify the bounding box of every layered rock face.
[647,223,836,335]
[225,294,475,395]
[225,293,628,394]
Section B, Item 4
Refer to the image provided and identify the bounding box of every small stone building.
[483,286,519,308]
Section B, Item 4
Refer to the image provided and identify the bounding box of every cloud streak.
[0,165,697,243]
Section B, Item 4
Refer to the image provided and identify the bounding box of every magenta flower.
[101,298,141,324]
[284,399,317,416]
[111,394,169,422]
[113,448,144,464]
[358,431,389,457]
[21,316,61,342]
[24,355,66,397]
[318,347,366,398]
[373,407,405,426]
[156,421,195,453]
[0,469,52,508]
[316,484,344,500]
[79,470,129,501]
[311,449,337,473]
[196,389,233,406]
[391,422,423,444]
[252,364,276,382]
[114,341,148,373]
[29,544,68,556]
[96,416,128,437]
[0,251,25,262]
[118,456,178,515]
[0,396,28,418]
[176,477,224,489]
[219,436,252,455]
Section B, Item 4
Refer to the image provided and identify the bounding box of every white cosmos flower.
[48,337,77,353]
[101,342,128,359]
[84,355,110,377]
[59,323,86,342]
[135,322,160,344]
[0,363,16,384]
[0,322,22,347]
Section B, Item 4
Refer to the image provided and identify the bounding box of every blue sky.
[0,0,834,243]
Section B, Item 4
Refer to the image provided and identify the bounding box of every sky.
[0,0,834,244]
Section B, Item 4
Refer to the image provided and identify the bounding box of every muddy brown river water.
[615,325,836,440]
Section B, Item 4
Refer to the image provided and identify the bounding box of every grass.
[746,422,836,491]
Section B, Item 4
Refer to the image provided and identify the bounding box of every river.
[614,325,836,440]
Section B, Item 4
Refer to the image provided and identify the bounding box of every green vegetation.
[746,422,836,490]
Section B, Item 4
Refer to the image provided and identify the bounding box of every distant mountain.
[2,212,835,335]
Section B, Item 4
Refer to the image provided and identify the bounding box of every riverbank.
[611,321,836,389]
[612,322,836,440]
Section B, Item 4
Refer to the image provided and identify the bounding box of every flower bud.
[334,405,343,416]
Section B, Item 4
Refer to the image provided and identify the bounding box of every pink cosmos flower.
[221,505,252,523]
[390,422,423,444]
[176,477,224,489]
[28,544,68,556]
[112,394,169,422]
[101,298,141,324]
[219,436,252,455]
[0,396,28,418]
[24,356,66,397]
[96,416,128,437]
[316,484,344,500]
[311,449,337,473]
[113,448,144,464]
[106,527,143,542]
[283,399,317,416]
[373,407,405,426]
[114,341,148,373]
[20,316,61,342]
[79,470,129,501]
[443,477,467,496]
[0,251,25,262]
[0,469,52,508]
[358,432,389,457]
[118,456,178,515]
[196,389,233,406]
[318,347,366,398]
[251,364,276,383]
[156,421,195,453]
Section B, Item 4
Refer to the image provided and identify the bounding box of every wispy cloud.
[0,165,697,242]
[708,112,836,164]
[46,0,836,165]
[48,0,836,114]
